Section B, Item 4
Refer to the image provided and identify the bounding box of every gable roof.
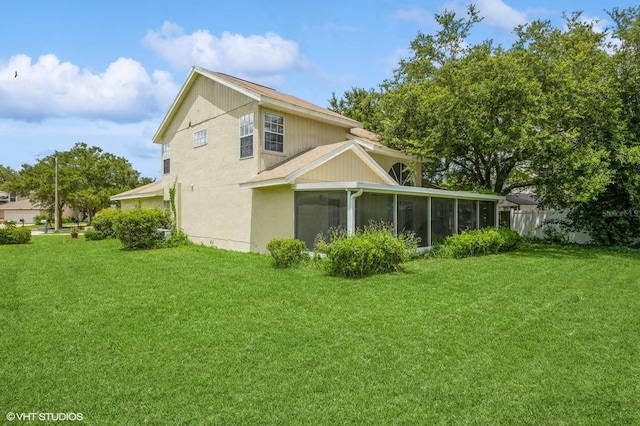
[110,180,163,201]
[240,139,398,189]
[505,193,538,206]
[153,67,361,143]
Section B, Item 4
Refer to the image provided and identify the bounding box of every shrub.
[84,228,106,241]
[158,230,193,248]
[91,209,122,238]
[0,222,31,244]
[113,208,172,250]
[315,223,418,278]
[266,238,309,268]
[431,227,520,259]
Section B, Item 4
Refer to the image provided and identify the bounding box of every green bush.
[84,228,106,241]
[158,230,193,248]
[315,223,418,278]
[0,222,31,244]
[91,209,122,238]
[432,227,521,259]
[266,237,309,268]
[113,208,172,250]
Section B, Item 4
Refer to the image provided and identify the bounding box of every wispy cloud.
[393,7,434,26]
[0,54,177,123]
[142,21,305,83]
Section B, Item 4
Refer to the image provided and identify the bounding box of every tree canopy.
[330,5,640,245]
[6,142,150,224]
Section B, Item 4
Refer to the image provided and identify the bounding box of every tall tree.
[328,87,383,134]
[0,165,17,192]
[375,6,545,194]
[8,143,147,224]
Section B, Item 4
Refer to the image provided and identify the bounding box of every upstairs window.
[264,113,284,153]
[162,143,170,174]
[240,112,254,158]
[9,193,16,202]
[193,129,207,148]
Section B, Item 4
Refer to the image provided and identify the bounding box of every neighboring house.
[117,67,504,253]
[110,180,163,211]
[0,196,47,224]
[501,193,538,211]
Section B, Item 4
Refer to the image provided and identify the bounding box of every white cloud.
[393,7,434,26]
[473,0,528,32]
[142,21,304,79]
[0,54,178,123]
[442,0,528,33]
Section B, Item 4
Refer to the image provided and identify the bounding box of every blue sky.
[0,0,635,179]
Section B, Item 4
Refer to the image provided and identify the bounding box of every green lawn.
[2,236,639,424]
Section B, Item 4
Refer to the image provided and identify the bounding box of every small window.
[162,143,171,174]
[9,193,17,203]
[240,112,254,158]
[264,113,284,153]
[193,129,207,148]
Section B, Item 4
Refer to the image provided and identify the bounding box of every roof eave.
[110,191,164,202]
[293,182,505,201]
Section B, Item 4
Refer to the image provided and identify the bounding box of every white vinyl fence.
[510,210,591,244]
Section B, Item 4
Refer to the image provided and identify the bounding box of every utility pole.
[54,156,60,232]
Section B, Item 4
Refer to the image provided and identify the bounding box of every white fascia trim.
[348,144,401,186]
[239,178,289,189]
[153,68,199,143]
[293,182,505,201]
[203,70,261,102]
[352,137,416,161]
[110,191,164,202]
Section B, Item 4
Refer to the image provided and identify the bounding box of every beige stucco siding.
[259,109,350,171]
[297,150,390,184]
[176,182,254,251]
[160,75,260,251]
[249,186,294,253]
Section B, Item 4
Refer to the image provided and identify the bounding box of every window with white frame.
[193,129,207,148]
[264,113,284,153]
[162,143,170,174]
[240,112,254,158]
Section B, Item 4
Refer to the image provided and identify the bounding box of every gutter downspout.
[347,188,364,236]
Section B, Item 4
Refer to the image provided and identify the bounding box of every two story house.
[114,67,503,252]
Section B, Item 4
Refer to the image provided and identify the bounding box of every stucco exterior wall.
[249,186,294,253]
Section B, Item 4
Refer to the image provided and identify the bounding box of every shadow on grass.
[507,242,640,261]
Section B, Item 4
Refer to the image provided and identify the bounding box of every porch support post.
[427,196,432,246]
[495,201,500,228]
[476,200,480,229]
[393,194,398,236]
[454,198,459,234]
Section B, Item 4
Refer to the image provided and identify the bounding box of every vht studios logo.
[6,412,84,422]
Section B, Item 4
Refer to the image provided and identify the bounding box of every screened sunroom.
[294,182,503,249]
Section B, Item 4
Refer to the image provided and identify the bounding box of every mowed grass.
[1,236,639,425]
